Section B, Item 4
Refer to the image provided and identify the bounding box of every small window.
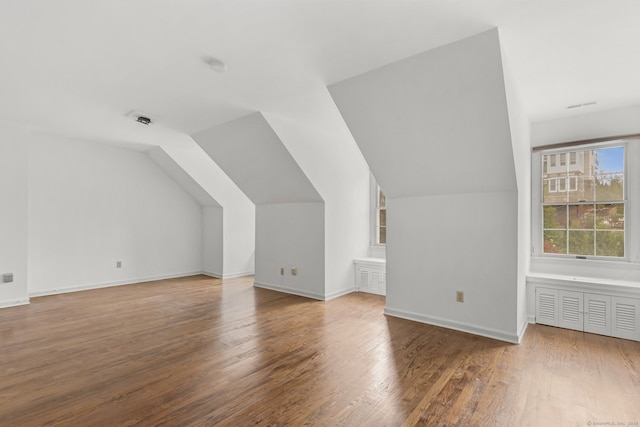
[569,152,577,165]
[558,177,566,192]
[560,153,566,166]
[550,155,556,167]
[569,176,578,191]
[377,187,386,245]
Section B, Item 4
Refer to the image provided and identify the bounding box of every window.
[550,154,556,167]
[376,187,386,244]
[370,175,387,247]
[541,145,625,258]
[569,176,578,191]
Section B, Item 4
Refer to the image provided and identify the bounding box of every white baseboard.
[202,270,254,279]
[0,298,30,309]
[325,287,356,300]
[202,272,221,279]
[384,306,520,344]
[528,314,536,324]
[253,281,325,301]
[28,271,203,298]
[517,319,528,344]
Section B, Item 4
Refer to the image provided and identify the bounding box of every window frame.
[532,139,630,261]
[370,175,386,246]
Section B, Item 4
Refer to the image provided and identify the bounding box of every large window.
[541,145,625,258]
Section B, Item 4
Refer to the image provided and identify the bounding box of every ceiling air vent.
[127,110,158,125]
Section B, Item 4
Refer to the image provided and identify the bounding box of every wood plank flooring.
[1,275,639,426]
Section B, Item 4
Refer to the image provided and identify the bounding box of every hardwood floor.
[1,275,639,426]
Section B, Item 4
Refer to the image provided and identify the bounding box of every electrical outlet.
[116,261,122,269]
[456,291,464,303]
[280,267,285,276]
[291,267,297,276]
[3,273,13,283]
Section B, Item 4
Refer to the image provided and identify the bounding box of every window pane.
[569,152,576,165]
[596,231,624,257]
[568,230,594,255]
[543,205,566,229]
[378,189,386,208]
[544,230,566,254]
[560,153,566,166]
[568,205,594,229]
[595,147,624,201]
[378,208,386,244]
[596,203,624,230]
[567,175,592,202]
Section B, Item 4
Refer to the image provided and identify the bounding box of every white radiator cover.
[354,258,386,296]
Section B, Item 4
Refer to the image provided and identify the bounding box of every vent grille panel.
[588,300,607,328]
[615,303,636,332]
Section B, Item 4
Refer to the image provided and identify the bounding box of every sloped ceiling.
[193,113,322,205]
[329,29,515,198]
[1,1,640,148]
[146,147,221,207]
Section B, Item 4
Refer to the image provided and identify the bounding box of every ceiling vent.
[127,110,158,125]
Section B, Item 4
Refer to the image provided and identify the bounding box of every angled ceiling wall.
[193,112,322,205]
[147,147,221,208]
[328,29,521,342]
[193,112,324,298]
[329,28,516,198]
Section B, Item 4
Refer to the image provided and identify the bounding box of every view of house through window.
[377,187,386,245]
[542,146,625,257]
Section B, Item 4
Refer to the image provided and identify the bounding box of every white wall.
[385,193,518,341]
[203,207,223,276]
[222,205,255,278]
[28,133,204,295]
[254,202,325,299]
[264,87,370,298]
[530,105,640,283]
[500,32,532,336]
[532,104,640,148]
[0,120,29,307]
[330,29,520,342]
[194,113,323,296]
[160,141,255,279]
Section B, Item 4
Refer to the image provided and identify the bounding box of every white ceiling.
[2,0,640,145]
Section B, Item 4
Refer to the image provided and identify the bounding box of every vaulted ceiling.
[2,0,639,147]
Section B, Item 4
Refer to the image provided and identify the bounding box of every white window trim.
[370,174,386,247]
[532,140,636,262]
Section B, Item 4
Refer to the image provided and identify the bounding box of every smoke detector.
[204,56,228,73]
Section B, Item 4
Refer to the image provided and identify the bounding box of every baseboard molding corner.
[253,281,325,301]
[202,271,222,279]
[325,287,356,301]
[222,271,255,279]
[383,306,520,344]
